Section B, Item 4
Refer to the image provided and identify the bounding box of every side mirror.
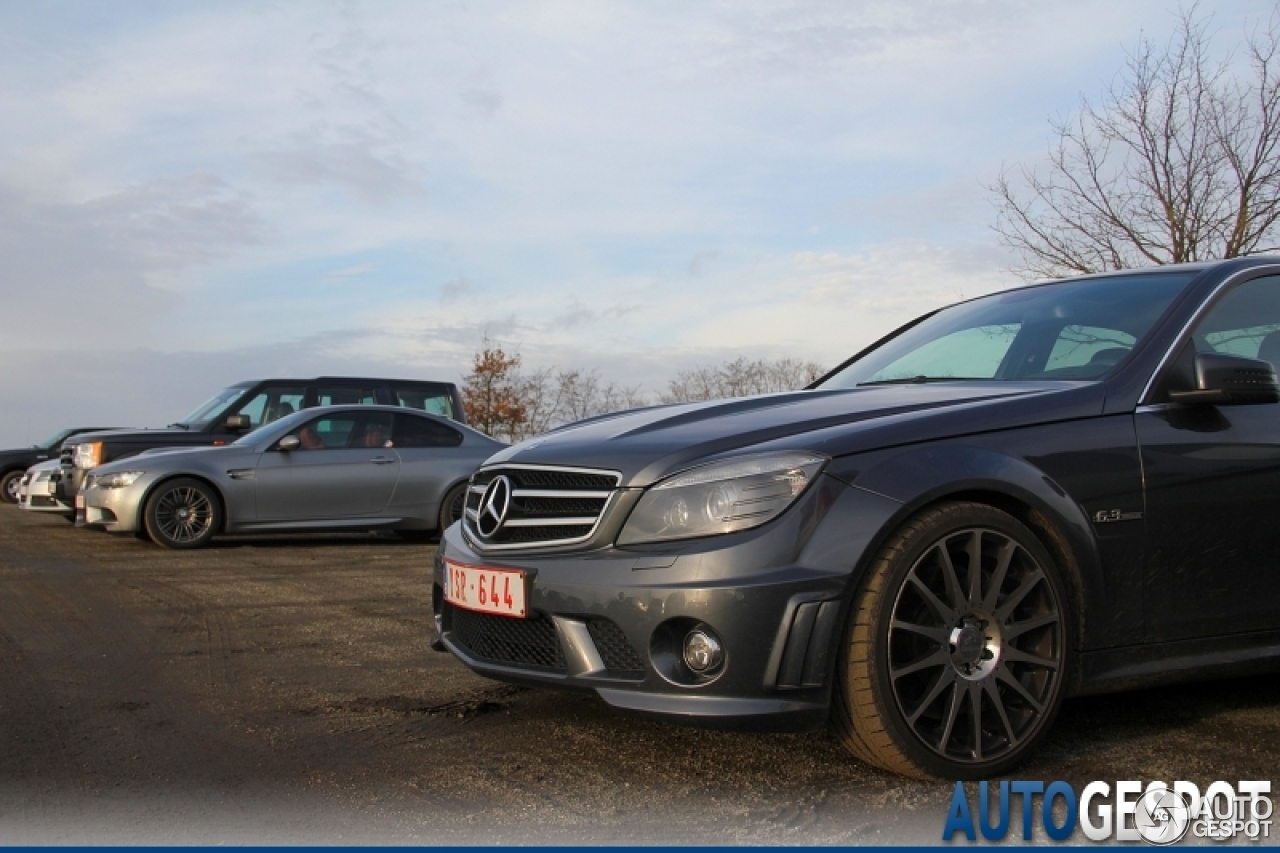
[1169,353,1280,405]
[277,435,301,451]
[224,414,251,431]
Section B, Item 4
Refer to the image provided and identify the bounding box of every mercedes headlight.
[72,442,103,469]
[617,451,828,545]
[92,471,144,489]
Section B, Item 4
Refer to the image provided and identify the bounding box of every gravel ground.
[0,507,1276,845]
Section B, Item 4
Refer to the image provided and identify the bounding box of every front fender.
[825,437,1121,664]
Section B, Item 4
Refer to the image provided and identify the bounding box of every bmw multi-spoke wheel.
[438,482,469,533]
[143,478,222,549]
[834,502,1070,779]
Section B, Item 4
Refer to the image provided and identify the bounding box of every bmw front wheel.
[143,478,222,549]
[833,501,1070,779]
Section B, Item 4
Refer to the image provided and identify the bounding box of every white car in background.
[18,459,73,516]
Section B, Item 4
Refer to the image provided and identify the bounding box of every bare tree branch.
[991,6,1280,279]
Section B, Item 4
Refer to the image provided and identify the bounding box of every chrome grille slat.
[464,464,621,551]
[503,517,600,527]
[512,489,612,499]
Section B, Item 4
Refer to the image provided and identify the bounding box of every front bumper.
[19,471,71,513]
[80,481,150,532]
[434,475,902,732]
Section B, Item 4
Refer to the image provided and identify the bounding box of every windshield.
[818,272,1198,389]
[179,386,250,429]
[38,429,74,449]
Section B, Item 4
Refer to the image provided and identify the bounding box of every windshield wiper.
[167,422,190,429]
[856,376,989,387]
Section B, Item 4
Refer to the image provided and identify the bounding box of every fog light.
[683,629,723,673]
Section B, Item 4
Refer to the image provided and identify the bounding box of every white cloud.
[0,0,1276,445]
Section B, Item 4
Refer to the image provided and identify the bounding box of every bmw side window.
[392,413,463,448]
[352,413,395,448]
[1191,276,1280,363]
[296,415,360,449]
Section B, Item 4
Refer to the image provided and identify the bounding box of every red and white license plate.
[443,559,527,618]
[74,494,85,509]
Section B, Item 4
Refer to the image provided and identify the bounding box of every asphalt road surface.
[1,507,1276,844]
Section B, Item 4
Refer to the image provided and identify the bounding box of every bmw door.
[254,411,400,521]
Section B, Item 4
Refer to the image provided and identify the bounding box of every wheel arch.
[436,477,472,531]
[137,472,229,534]
[831,444,1098,662]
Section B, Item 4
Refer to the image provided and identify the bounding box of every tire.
[437,482,468,533]
[142,478,222,550]
[833,501,1071,780]
[1,469,23,504]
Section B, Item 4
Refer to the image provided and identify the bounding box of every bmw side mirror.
[277,435,301,451]
[224,414,251,431]
[1169,353,1280,405]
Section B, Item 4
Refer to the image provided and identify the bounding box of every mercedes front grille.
[463,464,620,551]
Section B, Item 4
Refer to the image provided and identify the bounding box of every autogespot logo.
[942,780,1272,844]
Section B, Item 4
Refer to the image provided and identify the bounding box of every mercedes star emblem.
[475,475,513,538]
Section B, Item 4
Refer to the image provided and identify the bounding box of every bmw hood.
[484,381,1107,487]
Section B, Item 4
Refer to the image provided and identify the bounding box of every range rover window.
[179,385,253,429]
[234,386,307,429]
[818,272,1196,388]
[317,386,378,406]
[395,388,455,418]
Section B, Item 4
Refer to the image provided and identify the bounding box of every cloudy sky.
[0,0,1273,445]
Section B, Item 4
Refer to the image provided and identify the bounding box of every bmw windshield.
[817,272,1198,389]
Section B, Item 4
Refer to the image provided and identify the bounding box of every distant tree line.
[461,340,825,442]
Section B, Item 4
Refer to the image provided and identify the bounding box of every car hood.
[485,381,1107,487]
[93,444,248,475]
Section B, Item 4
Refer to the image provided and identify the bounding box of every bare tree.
[992,7,1280,279]
[661,357,826,403]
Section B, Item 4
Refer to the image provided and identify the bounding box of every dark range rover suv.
[0,427,121,504]
[435,257,1280,779]
[60,377,466,507]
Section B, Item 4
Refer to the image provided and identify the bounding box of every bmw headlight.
[92,471,144,489]
[617,451,828,545]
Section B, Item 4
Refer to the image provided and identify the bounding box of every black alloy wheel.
[834,501,1070,779]
[1,470,23,504]
[143,478,222,549]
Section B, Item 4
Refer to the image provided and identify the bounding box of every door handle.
[370,457,395,465]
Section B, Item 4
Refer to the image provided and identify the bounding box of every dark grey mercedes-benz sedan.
[434,257,1280,779]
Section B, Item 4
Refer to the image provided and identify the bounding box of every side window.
[864,325,1020,383]
[316,386,378,406]
[393,413,463,448]
[1043,326,1136,374]
[1193,276,1280,365]
[352,412,395,448]
[295,414,361,450]
[233,386,306,429]
[394,388,455,418]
